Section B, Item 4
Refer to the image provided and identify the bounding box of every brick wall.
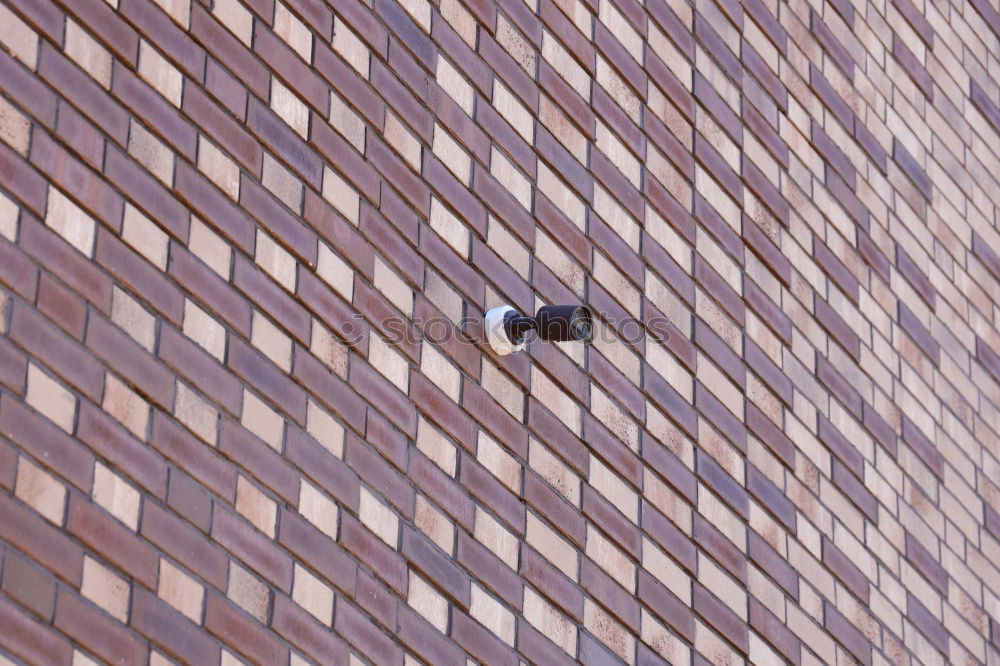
[0,0,998,663]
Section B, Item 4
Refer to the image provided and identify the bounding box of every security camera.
[484,304,593,355]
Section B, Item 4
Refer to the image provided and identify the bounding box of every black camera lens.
[535,305,592,342]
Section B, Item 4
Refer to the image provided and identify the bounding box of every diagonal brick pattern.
[0,0,998,664]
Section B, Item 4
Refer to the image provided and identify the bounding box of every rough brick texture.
[0,0,998,664]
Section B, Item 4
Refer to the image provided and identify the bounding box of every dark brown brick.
[77,401,168,498]
[0,491,83,585]
[642,501,696,573]
[167,467,213,532]
[334,591,402,664]
[0,395,94,492]
[96,228,183,323]
[113,63,197,160]
[750,598,800,664]
[36,273,86,339]
[402,527,470,607]
[205,592,289,666]
[397,605,464,666]
[228,337,307,425]
[131,586,220,665]
[142,499,229,588]
[56,588,147,666]
[822,536,869,602]
[694,582,748,654]
[748,531,797,599]
[339,512,407,595]
[219,420,299,504]
[1,550,56,621]
[158,324,243,416]
[87,312,176,408]
[212,503,292,592]
[461,453,525,535]
[151,410,236,501]
[0,596,71,664]
[0,238,38,303]
[825,601,871,664]
[19,217,112,311]
[271,594,350,663]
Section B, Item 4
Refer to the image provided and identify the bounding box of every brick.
[78,403,167,499]
[205,592,288,665]
[133,586,217,664]
[55,589,146,666]
[1,395,93,493]
[68,493,156,587]
[272,594,349,663]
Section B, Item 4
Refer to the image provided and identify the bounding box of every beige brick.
[306,399,344,458]
[251,311,292,372]
[536,230,584,296]
[369,334,409,393]
[228,563,268,623]
[424,269,463,324]
[596,56,639,123]
[408,571,448,631]
[373,257,412,316]
[399,0,431,31]
[420,340,459,402]
[255,229,297,292]
[429,196,469,258]
[329,93,365,155]
[298,479,339,539]
[474,505,519,568]
[138,40,182,107]
[111,287,156,353]
[599,0,642,61]
[293,563,333,624]
[432,124,471,187]
[0,191,17,242]
[440,0,476,46]
[384,111,421,171]
[360,486,398,548]
[274,3,312,62]
[0,4,38,70]
[695,619,741,666]
[643,536,691,603]
[128,120,174,186]
[478,431,521,493]
[310,320,348,378]
[587,524,635,592]
[527,511,577,579]
[417,417,457,476]
[490,146,531,210]
[481,360,523,419]
[151,0,190,28]
[81,556,129,622]
[46,186,95,257]
[531,366,580,435]
[262,154,302,212]
[0,95,29,156]
[198,136,240,201]
[589,455,638,522]
[183,299,226,362]
[236,476,277,537]
[470,583,515,645]
[542,30,590,98]
[92,462,140,531]
[333,17,369,79]
[496,14,535,74]
[102,372,149,440]
[539,95,586,164]
[122,204,169,271]
[271,77,309,139]
[159,559,204,623]
[523,587,576,656]
[493,80,533,143]
[16,457,66,525]
[585,597,635,664]
[241,390,284,452]
[529,438,579,505]
[593,184,639,250]
[65,20,111,88]
[174,382,217,445]
[596,121,640,188]
[26,363,76,434]
[487,216,528,277]
[415,495,453,554]
[322,165,360,225]
[437,56,473,116]
[593,252,639,316]
[699,552,747,620]
[537,162,585,229]
[642,609,690,664]
[74,650,102,666]
[214,0,253,46]
[189,217,231,278]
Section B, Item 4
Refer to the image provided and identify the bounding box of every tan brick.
[138,40,182,107]
[263,154,303,212]
[490,146,531,210]
[470,583,515,645]
[408,570,448,631]
[329,93,365,155]
[270,77,309,139]
[151,0,190,28]
[477,431,521,493]
[420,340,459,402]
[369,334,409,393]
[536,230,584,297]
[236,475,277,537]
[493,80,533,143]
[642,608,690,664]
[321,166,360,226]
[523,587,576,656]
[298,479,339,539]
[539,95,586,164]
[0,95,29,156]
[360,486,398,548]
[429,196,469,258]
[596,56,639,123]
[542,30,590,99]
[122,204,170,271]
[26,363,76,434]
[228,562,269,623]
[189,216,232,279]
[128,120,174,186]
[274,3,312,62]
[310,320,349,378]
[92,462,140,531]
[415,495,453,555]
[695,619,740,666]
[255,229,297,292]
[399,0,431,31]
[526,511,577,579]
[74,650,102,666]
[102,372,149,440]
[46,186,95,257]
[417,417,457,476]
[198,136,240,201]
[596,121,640,188]
[373,257,412,316]
[159,558,204,623]
[487,216,528,277]
[65,20,111,88]
[437,56,473,116]
[643,536,691,604]
[587,524,635,592]
[480,359,523,419]
[529,438,579,505]
[241,389,284,450]
[531,366,580,435]
[214,0,253,46]
[698,552,747,620]
[384,111,422,171]
[431,124,471,186]
[593,184,639,250]
[333,17,369,79]
[183,298,226,362]
[293,563,333,624]
[589,455,638,522]
[0,191,17,241]
[424,269,463,324]
[16,456,66,525]
[306,399,344,458]
[0,4,38,70]
[599,0,641,61]
[81,556,129,622]
[537,162,585,229]
[585,597,635,664]
[251,310,292,372]
[440,0,476,45]
[475,505,519,568]
[174,382,217,445]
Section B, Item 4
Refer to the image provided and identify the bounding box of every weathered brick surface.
[0,0,998,663]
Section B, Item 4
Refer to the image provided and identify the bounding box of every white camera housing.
[484,305,525,355]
